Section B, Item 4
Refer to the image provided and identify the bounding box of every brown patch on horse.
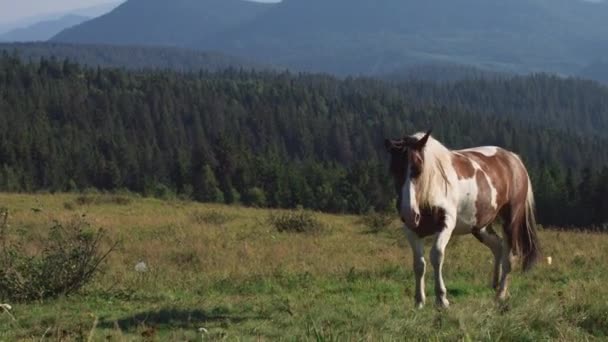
[452,153,475,180]
[410,206,446,238]
[461,150,511,210]
[474,170,497,228]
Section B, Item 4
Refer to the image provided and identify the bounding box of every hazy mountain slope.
[0,2,121,36]
[0,42,265,71]
[200,0,608,75]
[52,0,273,47]
[579,60,608,84]
[0,15,89,42]
[49,0,608,77]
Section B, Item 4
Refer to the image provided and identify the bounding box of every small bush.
[192,210,234,226]
[268,210,325,234]
[75,194,132,206]
[63,201,76,211]
[0,208,118,302]
[153,183,175,200]
[243,187,267,207]
[361,210,395,233]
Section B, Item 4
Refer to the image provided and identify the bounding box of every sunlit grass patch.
[0,193,607,340]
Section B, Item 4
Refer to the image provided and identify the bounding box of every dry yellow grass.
[1,193,607,341]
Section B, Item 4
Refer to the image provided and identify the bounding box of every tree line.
[0,54,606,229]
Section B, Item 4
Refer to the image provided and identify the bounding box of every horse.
[384,131,540,308]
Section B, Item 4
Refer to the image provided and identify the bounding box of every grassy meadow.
[0,193,607,341]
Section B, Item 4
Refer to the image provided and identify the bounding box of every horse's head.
[384,130,432,229]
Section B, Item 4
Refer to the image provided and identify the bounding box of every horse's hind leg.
[497,243,515,300]
[497,214,516,301]
[473,226,503,289]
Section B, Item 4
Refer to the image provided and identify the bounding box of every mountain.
[0,42,266,72]
[68,1,124,17]
[381,63,512,83]
[0,2,121,36]
[579,60,608,85]
[51,0,608,78]
[0,15,89,42]
[199,0,608,75]
[52,0,273,47]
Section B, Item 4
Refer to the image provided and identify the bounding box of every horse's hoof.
[436,298,450,309]
[415,301,425,309]
[496,290,509,301]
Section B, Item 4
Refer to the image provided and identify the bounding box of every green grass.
[0,193,607,341]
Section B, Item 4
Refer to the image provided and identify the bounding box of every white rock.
[135,261,148,273]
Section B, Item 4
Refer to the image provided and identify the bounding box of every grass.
[0,193,607,341]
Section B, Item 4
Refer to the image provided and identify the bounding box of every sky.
[0,0,280,25]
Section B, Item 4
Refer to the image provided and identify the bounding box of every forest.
[0,54,606,229]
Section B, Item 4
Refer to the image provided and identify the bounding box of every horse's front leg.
[430,215,456,308]
[404,227,426,309]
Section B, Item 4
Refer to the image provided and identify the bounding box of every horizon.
[0,0,281,27]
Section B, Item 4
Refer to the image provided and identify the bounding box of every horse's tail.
[513,176,540,272]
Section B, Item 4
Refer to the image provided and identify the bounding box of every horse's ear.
[415,130,432,150]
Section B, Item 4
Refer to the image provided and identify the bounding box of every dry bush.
[360,211,395,234]
[75,194,132,206]
[0,208,118,302]
[192,210,234,226]
[268,210,325,234]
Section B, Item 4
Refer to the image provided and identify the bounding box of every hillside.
[200,0,608,75]
[1,193,607,340]
[50,0,608,78]
[0,1,121,36]
[1,55,607,226]
[0,42,264,71]
[579,60,608,85]
[52,0,273,47]
[0,15,90,42]
[381,63,511,83]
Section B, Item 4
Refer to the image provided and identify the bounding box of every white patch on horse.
[461,146,499,157]
[483,171,498,209]
[410,132,457,208]
[469,158,483,171]
[454,176,478,235]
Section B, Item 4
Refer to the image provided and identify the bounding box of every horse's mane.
[411,132,453,208]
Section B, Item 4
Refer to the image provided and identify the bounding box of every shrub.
[192,210,234,226]
[243,187,267,207]
[0,208,118,302]
[75,194,132,206]
[268,210,325,234]
[153,183,174,200]
[63,201,76,211]
[361,210,395,234]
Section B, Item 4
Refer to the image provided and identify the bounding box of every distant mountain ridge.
[53,0,273,47]
[0,2,121,36]
[50,0,608,79]
[0,42,266,72]
[0,15,89,42]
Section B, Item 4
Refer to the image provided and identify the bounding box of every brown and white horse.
[385,131,540,308]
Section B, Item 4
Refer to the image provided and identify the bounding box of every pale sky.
[0,0,280,25]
